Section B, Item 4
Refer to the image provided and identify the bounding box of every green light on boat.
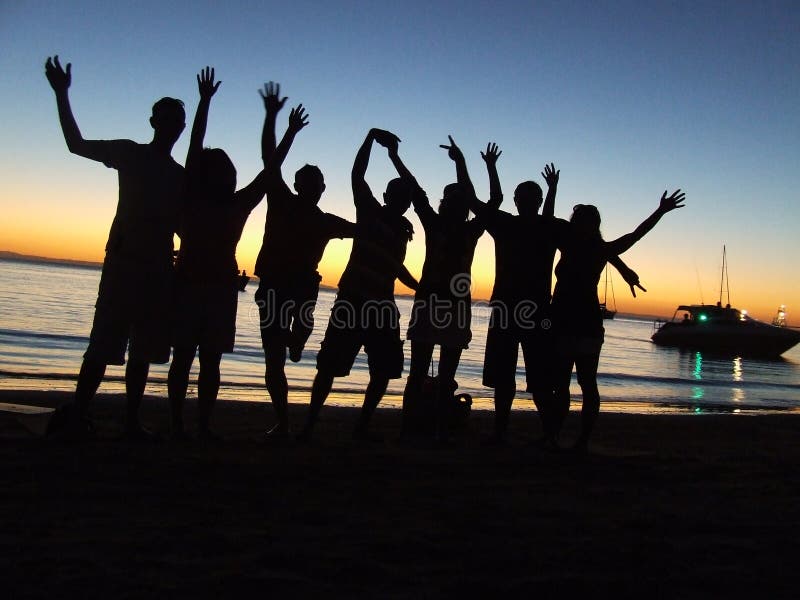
[698,314,708,322]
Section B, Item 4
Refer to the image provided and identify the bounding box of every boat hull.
[652,321,800,357]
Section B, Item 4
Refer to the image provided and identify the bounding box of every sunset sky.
[1,1,798,321]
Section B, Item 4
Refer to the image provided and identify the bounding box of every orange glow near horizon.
[3,199,797,324]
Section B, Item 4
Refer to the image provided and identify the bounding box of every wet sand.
[1,389,799,598]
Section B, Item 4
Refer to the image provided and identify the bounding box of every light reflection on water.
[1,259,799,413]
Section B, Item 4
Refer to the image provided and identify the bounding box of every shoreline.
[2,389,800,595]
[2,376,798,416]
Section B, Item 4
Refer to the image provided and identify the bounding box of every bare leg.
[167,346,196,436]
[354,376,389,438]
[125,358,150,434]
[75,358,106,417]
[197,349,222,435]
[300,370,335,440]
[574,352,601,450]
[401,341,434,436]
[492,381,515,442]
[264,344,289,434]
[530,382,557,443]
[436,345,463,439]
[552,354,576,443]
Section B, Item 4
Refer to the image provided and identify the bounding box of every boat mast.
[719,245,730,306]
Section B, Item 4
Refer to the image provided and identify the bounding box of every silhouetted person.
[44,56,185,439]
[401,136,500,439]
[167,68,269,440]
[468,161,640,445]
[550,191,685,452]
[300,129,419,441]
[254,90,355,438]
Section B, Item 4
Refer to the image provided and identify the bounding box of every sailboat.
[600,265,616,320]
[651,246,800,357]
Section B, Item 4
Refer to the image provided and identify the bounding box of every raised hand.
[371,128,401,153]
[480,142,502,166]
[288,104,309,133]
[542,162,559,187]
[259,81,287,114]
[439,135,464,162]
[658,189,686,213]
[622,269,647,297]
[45,55,71,92]
[197,66,221,101]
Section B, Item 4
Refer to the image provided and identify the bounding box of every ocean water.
[1,259,798,414]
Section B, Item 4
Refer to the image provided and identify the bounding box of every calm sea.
[1,259,798,414]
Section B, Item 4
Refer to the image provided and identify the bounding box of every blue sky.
[1,0,798,318]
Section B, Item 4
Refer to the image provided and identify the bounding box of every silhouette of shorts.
[554,334,604,357]
[83,254,172,365]
[172,276,238,353]
[255,276,321,350]
[316,294,404,379]
[482,304,553,391]
[407,291,472,349]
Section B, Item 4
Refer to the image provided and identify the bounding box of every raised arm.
[480,142,503,210]
[259,81,287,167]
[45,56,109,161]
[607,255,647,297]
[541,163,559,217]
[265,104,309,191]
[385,141,435,222]
[607,190,686,255]
[440,135,477,201]
[187,66,221,169]
[352,128,398,208]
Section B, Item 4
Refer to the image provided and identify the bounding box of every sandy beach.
[2,389,799,598]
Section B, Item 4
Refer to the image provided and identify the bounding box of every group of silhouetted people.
[44,57,685,450]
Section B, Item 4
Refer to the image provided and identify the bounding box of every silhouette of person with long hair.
[44,56,185,439]
[401,136,499,439]
[467,161,640,445]
[253,88,355,439]
[299,129,419,441]
[550,191,684,452]
[167,68,269,440]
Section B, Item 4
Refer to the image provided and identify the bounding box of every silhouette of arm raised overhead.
[265,104,309,196]
[607,190,686,255]
[259,81,287,167]
[45,56,117,161]
[481,142,503,211]
[186,66,221,169]
[466,143,506,221]
[352,128,400,210]
[541,163,559,217]
[440,135,477,201]
[386,140,434,225]
[607,255,647,297]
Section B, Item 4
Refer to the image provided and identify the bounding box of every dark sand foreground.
[2,390,799,598]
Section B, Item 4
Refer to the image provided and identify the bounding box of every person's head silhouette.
[150,97,185,145]
[383,177,413,216]
[570,203,602,240]
[294,164,325,204]
[439,183,469,223]
[194,148,237,201]
[513,181,543,218]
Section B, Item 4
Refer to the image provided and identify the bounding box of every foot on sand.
[265,424,292,445]
[352,428,384,443]
[197,428,224,444]
[122,424,160,443]
[45,403,95,441]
